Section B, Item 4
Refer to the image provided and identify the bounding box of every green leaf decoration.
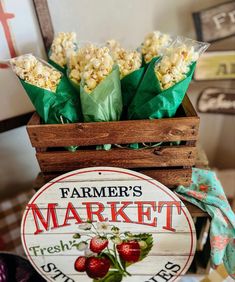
[137,233,154,261]
[73,233,81,239]
[93,270,123,282]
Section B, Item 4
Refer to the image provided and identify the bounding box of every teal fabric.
[176,168,235,279]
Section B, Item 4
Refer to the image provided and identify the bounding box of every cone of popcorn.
[79,46,122,150]
[141,31,173,64]
[80,46,122,122]
[128,36,209,120]
[48,32,77,73]
[106,40,143,116]
[67,43,97,93]
[10,54,82,125]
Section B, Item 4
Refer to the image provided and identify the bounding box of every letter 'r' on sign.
[193,1,235,42]
[21,167,196,282]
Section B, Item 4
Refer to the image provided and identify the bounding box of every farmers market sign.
[21,167,196,282]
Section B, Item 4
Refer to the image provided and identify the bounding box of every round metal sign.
[21,167,196,282]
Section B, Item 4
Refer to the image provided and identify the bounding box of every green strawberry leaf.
[138,233,153,261]
[93,270,123,282]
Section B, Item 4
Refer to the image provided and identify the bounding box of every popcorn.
[154,44,199,90]
[141,31,173,63]
[10,54,61,92]
[49,32,77,67]
[106,40,142,78]
[112,48,141,78]
[106,39,121,53]
[67,43,97,85]
[82,46,114,93]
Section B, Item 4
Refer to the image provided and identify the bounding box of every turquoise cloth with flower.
[175,168,235,279]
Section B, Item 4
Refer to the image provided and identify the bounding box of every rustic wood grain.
[139,168,192,187]
[27,95,199,188]
[34,167,192,190]
[33,0,54,51]
[182,94,198,117]
[27,111,40,126]
[27,117,199,147]
[36,146,197,172]
[26,95,199,147]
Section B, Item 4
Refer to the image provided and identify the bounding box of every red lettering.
[135,201,157,227]
[82,202,107,222]
[28,203,59,235]
[108,201,132,223]
[158,201,181,232]
[63,202,83,227]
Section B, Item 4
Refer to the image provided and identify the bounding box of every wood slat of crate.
[28,114,198,147]
[37,146,196,171]
[27,95,199,187]
[28,96,198,147]
[34,168,192,189]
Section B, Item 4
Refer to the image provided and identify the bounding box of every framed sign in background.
[194,51,235,81]
[197,87,235,115]
[0,0,45,128]
[21,167,196,282]
[193,1,235,42]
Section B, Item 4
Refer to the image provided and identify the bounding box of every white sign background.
[21,167,196,282]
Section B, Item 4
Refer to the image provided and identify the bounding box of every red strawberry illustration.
[74,256,87,272]
[90,236,108,253]
[85,256,111,279]
[117,241,141,262]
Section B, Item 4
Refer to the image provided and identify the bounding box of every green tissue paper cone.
[80,65,122,122]
[20,76,82,124]
[128,58,196,120]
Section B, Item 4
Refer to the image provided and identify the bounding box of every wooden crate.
[27,95,199,188]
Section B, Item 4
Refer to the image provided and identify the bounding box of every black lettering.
[65,279,75,282]
[71,188,81,198]
[59,188,70,198]
[149,278,159,282]
[155,269,174,281]
[41,263,56,273]
[108,186,118,197]
[93,186,105,197]
[81,187,92,197]
[165,261,181,273]
[133,186,142,197]
[51,269,66,280]
[118,186,129,197]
